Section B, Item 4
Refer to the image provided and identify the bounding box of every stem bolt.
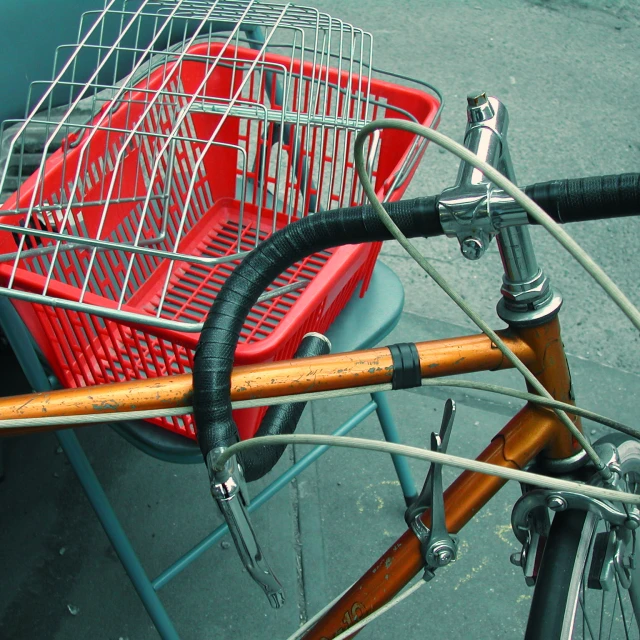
[461,236,485,260]
[467,91,489,107]
[466,91,495,122]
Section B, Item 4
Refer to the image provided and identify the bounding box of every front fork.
[509,321,640,591]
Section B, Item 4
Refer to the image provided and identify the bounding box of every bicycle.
[1,2,640,639]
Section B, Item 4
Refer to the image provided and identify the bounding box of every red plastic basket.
[0,42,439,440]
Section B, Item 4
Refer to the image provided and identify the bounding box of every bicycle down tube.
[300,315,581,639]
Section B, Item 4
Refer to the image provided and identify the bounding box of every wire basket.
[0,0,441,439]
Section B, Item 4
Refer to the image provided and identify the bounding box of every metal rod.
[372,391,417,504]
[58,430,180,639]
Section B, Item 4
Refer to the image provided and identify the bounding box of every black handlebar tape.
[193,196,441,458]
[524,173,640,224]
[241,333,331,482]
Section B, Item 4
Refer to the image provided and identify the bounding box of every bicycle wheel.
[525,435,640,639]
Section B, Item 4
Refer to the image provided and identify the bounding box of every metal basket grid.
[0,0,441,439]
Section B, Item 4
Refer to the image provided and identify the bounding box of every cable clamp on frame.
[388,342,421,390]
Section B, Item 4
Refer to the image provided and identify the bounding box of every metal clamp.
[206,448,285,608]
[438,185,536,261]
[438,184,494,261]
[512,488,640,546]
[510,475,640,587]
[438,92,563,327]
[405,399,458,581]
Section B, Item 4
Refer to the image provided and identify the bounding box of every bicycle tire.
[525,434,640,639]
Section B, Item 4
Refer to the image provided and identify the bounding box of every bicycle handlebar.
[191,170,638,607]
[194,172,639,463]
[525,173,640,224]
[193,196,440,458]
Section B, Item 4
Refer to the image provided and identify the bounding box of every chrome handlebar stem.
[438,92,562,326]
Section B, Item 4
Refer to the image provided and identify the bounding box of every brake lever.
[405,398,456,524]
[207,448,285,608]
[404,399,458,581]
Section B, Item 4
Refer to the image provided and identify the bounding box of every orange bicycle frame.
[302,315,581,639]
[0,313,581,638]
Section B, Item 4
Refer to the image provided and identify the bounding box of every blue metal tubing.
[152,400,377,590]
[57,430,180,640]
[371,392,418,505]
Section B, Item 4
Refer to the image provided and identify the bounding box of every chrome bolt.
[435,549,453,566]
[546,495,568,511]
[467,91,489,108]
[466,91,495,122]
[461,237,485,260]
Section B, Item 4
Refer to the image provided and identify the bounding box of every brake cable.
[353,119,640,482]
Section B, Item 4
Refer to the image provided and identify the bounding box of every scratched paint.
[0,332,537,433]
